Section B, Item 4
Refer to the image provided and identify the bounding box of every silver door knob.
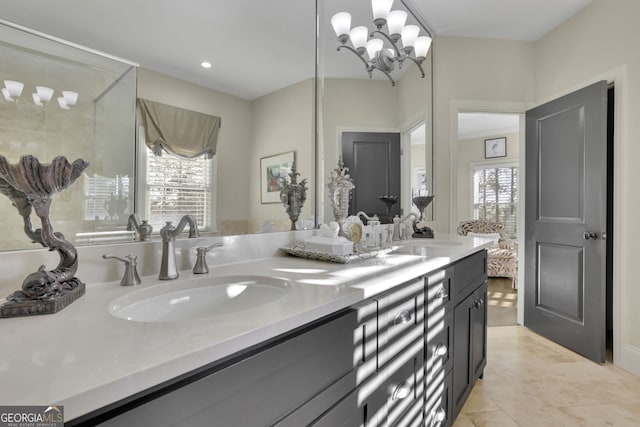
[583,231,598,240]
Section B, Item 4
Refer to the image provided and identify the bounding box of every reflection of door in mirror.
[341,131,400,224]
[318,0,433,227]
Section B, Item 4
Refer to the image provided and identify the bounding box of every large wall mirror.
[317,0,434,226]
[0,0,316,253]
[0,0,432,254]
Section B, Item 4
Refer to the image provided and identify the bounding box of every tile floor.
[453,326,640,426]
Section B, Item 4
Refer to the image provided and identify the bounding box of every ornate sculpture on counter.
[412,195,435,238]
[0,155,89,318]
[326,156,355,236]
[280,162,308,231]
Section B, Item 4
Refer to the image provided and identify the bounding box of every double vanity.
[0,231,490,426]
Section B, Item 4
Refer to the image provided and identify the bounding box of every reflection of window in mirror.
[136,127,217,233]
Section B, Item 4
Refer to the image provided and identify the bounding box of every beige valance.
[138,98,221,159]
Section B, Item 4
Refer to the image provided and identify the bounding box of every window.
[84,174,130,221]
[472,165,518,238]
[139,145,215,232]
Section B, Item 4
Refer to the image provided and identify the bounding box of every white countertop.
[0,234,489,421]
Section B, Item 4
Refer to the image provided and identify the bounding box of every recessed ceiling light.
[201,61,212,69]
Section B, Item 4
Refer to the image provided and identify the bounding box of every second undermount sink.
[109,275,290,322]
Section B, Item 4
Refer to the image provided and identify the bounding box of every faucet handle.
[103,254,142,286]
[193,243,223,274]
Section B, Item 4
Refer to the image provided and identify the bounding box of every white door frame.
[449,99,529,325]
[449,64,632,374]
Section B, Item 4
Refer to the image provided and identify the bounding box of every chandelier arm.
[370,30,402,57]
[337,45,371,69]
[372,66,396,86]
[404,56,426,78]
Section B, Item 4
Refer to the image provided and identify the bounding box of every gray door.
[341,131,401,223]
[524,80,607,363]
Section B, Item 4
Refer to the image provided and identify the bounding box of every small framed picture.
[484,137,507,158]
[260,151,295,203]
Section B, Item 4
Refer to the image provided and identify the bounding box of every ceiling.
[0,0,594,100]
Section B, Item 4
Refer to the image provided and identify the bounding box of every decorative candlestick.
[280,162,308,231]
[0,155,89,317]
[326,156,355,236]
[411,195,435,238]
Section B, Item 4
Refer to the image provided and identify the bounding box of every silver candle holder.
[326,156,355,236]
[280,162,308,231]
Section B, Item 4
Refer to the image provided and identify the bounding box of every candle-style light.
[330,0,431,86]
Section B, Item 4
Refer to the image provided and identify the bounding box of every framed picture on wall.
[484,137,507,158]
[260,151,295,204]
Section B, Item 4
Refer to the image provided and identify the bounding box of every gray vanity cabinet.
[425,250,487,427]
[74,250,488,427]
[451,251,488,420]
[91,310,360,427]
[425,266,454,427]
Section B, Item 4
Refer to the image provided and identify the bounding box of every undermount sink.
[109,275,290,322]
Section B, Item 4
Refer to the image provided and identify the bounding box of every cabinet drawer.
[427,266,453,313]
[452,250,487,305]
[426,308,453,380]
[352,299,378,383]
[385,351,424,427]
[425,370,453,427]
[376,278,425,369]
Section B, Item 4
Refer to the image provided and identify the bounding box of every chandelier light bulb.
[331,12,352,43]
[371,0,394,26]
[36,86,54,103]
[350,26,369,53]
[62,91,78,106]
[57,96,69,110]
[366,38,384,60]
[414,36,432,59]
[4,80,24,98]
[2,88,13,102]
[32,93,44,107]
[387,10,408,39]
[401,25,420,50]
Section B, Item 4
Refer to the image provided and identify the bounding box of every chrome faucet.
[126,213,153,241]
[159,215,200,280]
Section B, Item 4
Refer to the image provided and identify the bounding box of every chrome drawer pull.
[391,380,411,400]
[436,286,448,299]
[433,343,448,359]
[428,407,446,427]
[393,309,413,325]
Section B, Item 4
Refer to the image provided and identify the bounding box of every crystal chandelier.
[330,0,432,86]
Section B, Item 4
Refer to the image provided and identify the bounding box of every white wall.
[533,0,640,375]
[432,36,536,234]
[433,0,640,375]
[249,78,315,233]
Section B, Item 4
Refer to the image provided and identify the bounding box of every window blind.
[144,149,212,230]
[473,166,518,238]
[84,174,130,221]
